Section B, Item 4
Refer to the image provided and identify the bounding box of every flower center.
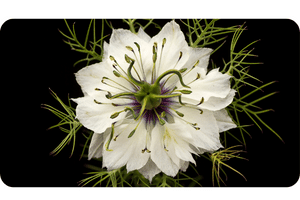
[134,82,162,110]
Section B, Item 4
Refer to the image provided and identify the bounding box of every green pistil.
[154,69,190,89]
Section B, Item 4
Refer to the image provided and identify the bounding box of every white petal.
[150,124,180,177]
[180,161,190,172]
[151,21,189,78]
[180,68,232,105]
[106,28,152,82]
[175,106,223,153]
[88,130,110,160]
[162,120,197,164]
[138,159,161,183]
[72,96,127,133]
[137,27,151,42]
[126,120,152,172]
[213,108,237,132]
[182,47,212,72]
[199,89,236,111]
[75,61,134,97]
[102,120,150,171]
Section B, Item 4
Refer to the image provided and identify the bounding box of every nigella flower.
[72,21,236,182]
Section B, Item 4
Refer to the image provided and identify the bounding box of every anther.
[154,108,166,125]
[161,111,166,118]
[179,68,188,73]
[159,119,166,125]
[94,99,102,104]
[198,109,203,114]
[109,55,116,62]
[128,129,135,138]
[113,70,121,77]
[175,111,184,117]
[178,51,183,60]
[105,91,112,99]
[134,42,140,52]
[197,97,204,105]
[178,89,192,94]
[125,46,133,51]
[142,148,151,153]
[110,112,120,119]
[164,145,169,152]
[162,38,166,47]
[95,88,102,91]
[194,60,199,67]
[153,42,157,54]
[113,135,118,141]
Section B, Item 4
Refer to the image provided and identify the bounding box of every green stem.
[128,19,137,34]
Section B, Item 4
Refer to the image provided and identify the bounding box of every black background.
[0,19,299,187]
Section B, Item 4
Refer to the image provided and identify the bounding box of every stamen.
[113,70,121,77]
[157,38,166,79]
[142,148,151,153]
[134,42,147,81]
[179,68,188,73]
[171,111,200,130]
[176,89,192,94]
[102,76,133,92]
[105,91,112,99]
[128,114,144,138]
[197,97,204,105]
[172,51,183,69]
[163,130,170,152]
[94,99,102,104]
[113,135,118,141]
[110,111,120,119]
[128,129,135,138]
[153,108,165,125]
[183,60,199,77]
[161,111,166,118]
[187,72,201,85]
[167,106,184,117]
[151,42,158,83]
[109,56,140,90]
[125,46,133,51]
[199,108,203,114]
[110,55,127,75]
[164,145,169,152]
[175,110,184,117]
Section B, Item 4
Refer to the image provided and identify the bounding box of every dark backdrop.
[0,19,299,187]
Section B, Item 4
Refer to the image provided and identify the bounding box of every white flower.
[72,20,236,182]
